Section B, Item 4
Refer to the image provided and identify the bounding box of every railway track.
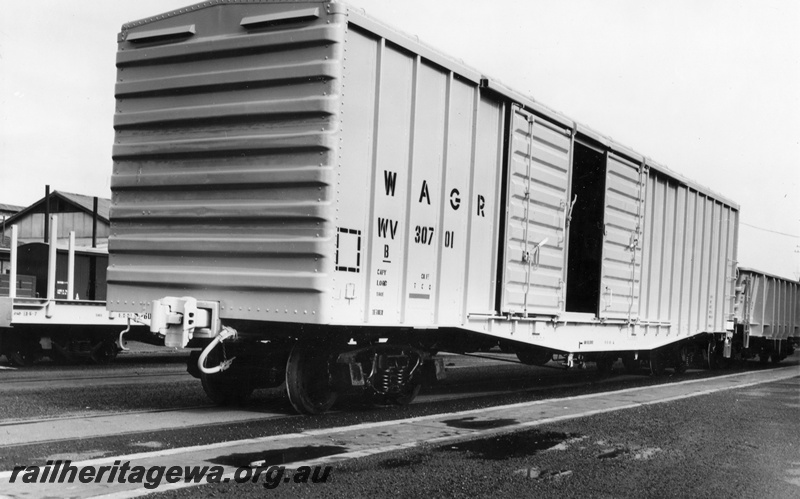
[0,369,189,392]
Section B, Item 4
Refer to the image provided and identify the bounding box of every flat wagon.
[1,221,139,365]
[108,0,740,413]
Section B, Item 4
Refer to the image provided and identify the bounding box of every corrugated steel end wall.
[108,2,342,322]
[736,269,800,341]
[638,169,739,335]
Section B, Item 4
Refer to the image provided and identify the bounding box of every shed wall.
[13,213,109,242]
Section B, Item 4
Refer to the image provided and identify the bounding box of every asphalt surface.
[150,373,800,499]
[0,361,645,469]
[1,352,761,471]
[1,349,797,498]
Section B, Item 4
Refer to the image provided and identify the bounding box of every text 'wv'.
[377,218,398,239]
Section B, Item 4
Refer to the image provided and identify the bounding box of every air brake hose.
[197,326,237,375]
[116,320,131,352]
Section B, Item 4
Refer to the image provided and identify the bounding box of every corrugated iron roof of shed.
[3,191,111,227]
[0,203,25,214]
[58,192,111,221]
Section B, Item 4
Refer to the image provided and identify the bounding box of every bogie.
[337,345,432,407]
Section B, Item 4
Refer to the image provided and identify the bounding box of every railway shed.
[1,189,110,248]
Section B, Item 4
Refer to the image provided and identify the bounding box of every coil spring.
[376,365,409,394]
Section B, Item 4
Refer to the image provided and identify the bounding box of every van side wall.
[638,170,738,337]
[329,24,505,328]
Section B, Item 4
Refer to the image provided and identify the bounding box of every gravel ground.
[152,375,800,499]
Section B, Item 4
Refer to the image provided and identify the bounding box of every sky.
[1,0,798,279]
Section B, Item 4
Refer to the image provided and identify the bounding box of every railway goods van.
[108,0,741,413]
[734,268,799,364]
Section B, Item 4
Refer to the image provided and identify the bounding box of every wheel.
[622,354,640,374]
[286,342,338,414]
[771,342,783,364]
[648,349,665,376]
[8,345,37,367]
[389,382,421,405]
[516,347,552,366]
[673,345,689,374]
[6,334,40,367]
[596,356,615,378]
[90,340,119,364]
[708,341,734,369]
[199,345,254,406]
[8,348,36,367]
[758,350,770,364]
[706,342,720,370]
